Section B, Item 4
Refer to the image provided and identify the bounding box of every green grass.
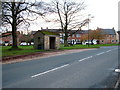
[92,44,119,47]
[1,46,45,57]
[59,44,98,50]
[1,44,119,57]
[60,44,119,50]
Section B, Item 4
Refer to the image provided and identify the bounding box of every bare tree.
[46,0,90,46]
[80,29,105,44]
[89,29,105,44]
[1,0,46,49]
[80,34,88,43]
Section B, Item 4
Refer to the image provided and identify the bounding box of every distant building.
[0,31,23,46]
[99,28,118,44]
[31,28,118,45]
[33,30,60,50]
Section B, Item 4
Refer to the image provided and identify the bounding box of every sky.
[1,0,119,33]
[28,0,119,32]
[84,0,119,31]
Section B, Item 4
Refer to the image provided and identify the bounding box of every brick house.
[0,31,23,45]
[67,30,88,44]
[99,28,118,44]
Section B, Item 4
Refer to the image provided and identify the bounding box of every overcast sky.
[84,0,119,31]
[28,0,119,32]
[1,0,119,33]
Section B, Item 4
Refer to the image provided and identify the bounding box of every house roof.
[2,33,12,37]
[31,31,37,35]
[41,29,62,33]
[100,28,116,35]
[34,30,59,35]
[31,28,116,35]
[1,31,20,37]
[31,29,88,35]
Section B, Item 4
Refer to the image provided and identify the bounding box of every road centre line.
[106,50,112,53]
[96,52,105,56]
[79,49,115,62]
[105,48,117,53]
[31,48,117,78]
[79,56,93,62]
[31,64,69,78]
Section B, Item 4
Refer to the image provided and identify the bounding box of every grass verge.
[1,44,119,57]
[1,46,45,57]
[60,44,119,50]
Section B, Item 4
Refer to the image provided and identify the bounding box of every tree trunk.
[11,5,18,49]
[64,35,69,47]
[64,25,69,47]
[12,20,18,49]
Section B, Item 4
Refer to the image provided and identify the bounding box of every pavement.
[2,46,119,88]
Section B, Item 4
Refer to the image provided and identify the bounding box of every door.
[50,37,55,49]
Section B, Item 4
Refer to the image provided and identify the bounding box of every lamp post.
[118,31,120,44]
[88,14,91,47]
[87,14,94,47]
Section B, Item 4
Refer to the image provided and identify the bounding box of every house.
[33,30,60,50]
[67,30,88,44]
[0,31,23,46]
[31,27,118,45]
[99,28,118,44]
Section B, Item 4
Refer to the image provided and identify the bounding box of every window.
[112,35,114,37]
[102,40,104,42]
[112,40,114,42]
[76,39,80,42]
[76,34,80,37]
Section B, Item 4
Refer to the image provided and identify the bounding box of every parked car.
[82,40,97,45]
[5,43,9,46]
[31,42,34,45]
[20,42,27,46]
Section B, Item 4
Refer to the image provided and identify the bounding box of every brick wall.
[100,35,117,44]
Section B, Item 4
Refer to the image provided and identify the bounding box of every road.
[2,46,119,88]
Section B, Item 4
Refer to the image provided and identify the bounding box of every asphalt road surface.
[2,46,119,88]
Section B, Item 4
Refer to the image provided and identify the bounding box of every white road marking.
[106,50,112,53]
[31,48,117,78]
[115,69,120,73]
[79,56,93,62]
[96,52,105,56]
[31,64,69,78]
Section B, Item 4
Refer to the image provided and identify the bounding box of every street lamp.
[87,14,94,47]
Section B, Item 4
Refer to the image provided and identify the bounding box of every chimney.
[112,27,114,30]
